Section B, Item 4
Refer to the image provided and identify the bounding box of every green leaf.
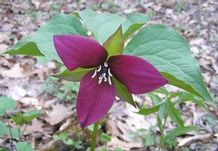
[23,110,41,123]
[103,26,124,57]
[172,91,207,108]
[124,24,212,103]
[115,148,124,151]
[52,68,91,82]
[11,110,41,126]
[0,121,9,138]
[137,99,166,115]
[165,126,198,141]
[6,14,87,62]
[0,96,16,116]
[100,133,111,144]
[166,99,184,127]
[0,121,19,139]
[122,13,152,39]
[112,77,136,107]
[148,93,161,105]
[0,148,8,151]
[159,101,168,119]
[79,9,125,44]
[137,105,159,115]
[16,141,33,151]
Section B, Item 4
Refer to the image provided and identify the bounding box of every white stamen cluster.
[92,62,113,85]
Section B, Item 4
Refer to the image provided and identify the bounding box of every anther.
[91,62,113,85]
[104,62,108,67]
[98,75,103,84]
[97,65,101,72]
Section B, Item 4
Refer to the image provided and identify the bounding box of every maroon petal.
[77,71,115,128]
[53,35,107,70]
[108,55,167,94]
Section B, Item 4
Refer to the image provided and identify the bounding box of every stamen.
[108,68,112,76]
[92,62,113,85]
[92,70,97,78]
[98,75,103,84]
[108,74,112,85]
[97,65,101,72]
[103,73,107,82]
[104,62,108,67]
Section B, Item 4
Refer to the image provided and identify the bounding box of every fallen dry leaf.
[44,103,73,126]
[105,137,143,151]
[178,133,213,146]
[0,63,28,78]
[19,97,42,109]
[24,119,44,135]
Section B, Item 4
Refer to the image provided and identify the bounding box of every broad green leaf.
[0,121,9,137]
[52,68,91,82]
[0,96,16,116]
[124,24,212,103]
[112,77,136,107]
[171,91,207,108]
[16,141,33,151]
[165,126,198,140]
[79,9,125,44]
[6,14,87,62]
[11,110,41,126]
[79,10,151,43]
[0,121,19,139]
[103,26,124,57]
[100,133,111,143]
[23,110,41,123]
[122,13,152,39]
[166,99,184,127]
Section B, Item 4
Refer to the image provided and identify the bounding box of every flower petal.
[53,35,107,70]
[108,55,167,94]
[77,71,115,128]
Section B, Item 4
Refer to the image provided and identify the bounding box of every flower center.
[92,62,113,85]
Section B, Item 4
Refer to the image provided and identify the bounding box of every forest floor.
[0,0,218,150]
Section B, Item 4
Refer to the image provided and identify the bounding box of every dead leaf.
[19,97,41,109]
[106,137,143,151]
[44,103,73,126]
[0,63,28,78]
[178,133,213,146]
[7,85,27,100]
[24,119,44,135]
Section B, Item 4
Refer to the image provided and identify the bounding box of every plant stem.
[90,122,99,151]
[7,118,14,151]
[21,124,28,137]
[158,116,167,151]
[17,125,21,141]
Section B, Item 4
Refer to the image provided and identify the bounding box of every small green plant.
[41,77,79,102]
[53,132,83,150]
[0,96,41,151]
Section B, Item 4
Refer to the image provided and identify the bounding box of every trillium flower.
[53,35,167,128]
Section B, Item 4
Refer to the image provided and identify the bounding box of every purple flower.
[53,35,167,128]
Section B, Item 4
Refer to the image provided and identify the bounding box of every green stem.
[90,122,99,151]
